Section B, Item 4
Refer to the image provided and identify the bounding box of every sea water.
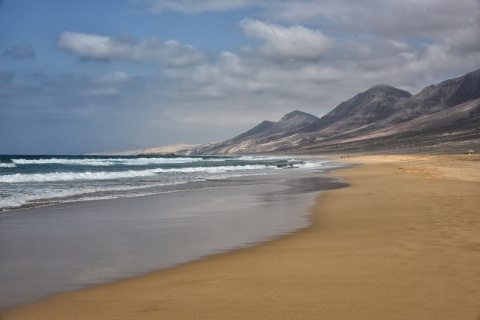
[0,155,330,211]
[0,155,345,311]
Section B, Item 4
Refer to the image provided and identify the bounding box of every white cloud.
[84,87,120,97]
[52,0,480,136]
[135,0,258,13]
[94,71,130,84]
[8,0,480,153]
[81,71,132,97]
[139,0,480,48]
[164,52,254,102]
[256,0,478,34]
[57,31,208,67]
[240,19,334,61]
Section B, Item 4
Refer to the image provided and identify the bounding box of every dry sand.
[4,155,480,319]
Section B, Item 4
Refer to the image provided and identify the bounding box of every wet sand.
[0,170,346,311]
[4,155,480,319]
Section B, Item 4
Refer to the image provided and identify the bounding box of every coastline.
[0,162,345,312]
[4,154,480,319]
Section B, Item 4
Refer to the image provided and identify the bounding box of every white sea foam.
[11,157,205,166]
[0,180,198,210]
[119,157,203,166]
[293,160,326,169]
[1,188,87,209]
[0,156,333,211]
[152,164,278,174]
[0,169,159,183]
[10,156,302,167]
[0,163,16,168]
[0,165,275,183]
[0,198,24,209]
[12,158,113,166]
[0,161,327,184]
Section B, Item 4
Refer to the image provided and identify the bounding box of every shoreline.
[4,154,480,319]
[0,165,345,312]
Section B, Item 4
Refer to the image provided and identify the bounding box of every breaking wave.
[0,163,16,168]
[0,170,159,183]
[0,155,332,211]
[11,157,205,166]
[0,165,279,183]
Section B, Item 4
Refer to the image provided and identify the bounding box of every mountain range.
[187,68,480,155]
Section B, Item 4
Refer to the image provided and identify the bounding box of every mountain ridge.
[189,68,480,155]
[234,110,319,141]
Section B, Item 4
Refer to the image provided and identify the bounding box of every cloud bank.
[240,19,334,61]
[135,0,259,13]
[2,0,480,153]
[57,32,208,67]
[42,1,480,146]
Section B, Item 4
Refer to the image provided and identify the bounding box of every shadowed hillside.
[189,69,480,155]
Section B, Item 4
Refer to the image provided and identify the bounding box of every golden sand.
[4,155,480,319]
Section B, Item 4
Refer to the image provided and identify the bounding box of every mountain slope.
[304,85,412,136]
[191,110,319,154]
[383,68,480,125]
[300,98,480,154]
[189,68,480,155]
[233,110,319,141]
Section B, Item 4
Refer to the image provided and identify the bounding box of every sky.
[1,0,480,154]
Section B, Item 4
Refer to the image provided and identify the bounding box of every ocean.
[0,155,329,212]
[0,155,345,310]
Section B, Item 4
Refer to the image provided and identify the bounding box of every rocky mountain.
[235,110,319,141]
[193,110,320,154]
[189,68,480,155]
[303,85,412,136]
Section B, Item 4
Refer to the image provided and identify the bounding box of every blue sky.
[1,0,480,154]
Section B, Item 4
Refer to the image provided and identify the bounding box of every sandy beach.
[4,154,480,319]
